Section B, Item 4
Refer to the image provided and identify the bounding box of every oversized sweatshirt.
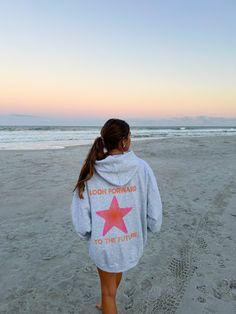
[71,150,162,272]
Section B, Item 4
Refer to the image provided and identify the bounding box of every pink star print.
[96,196,133,236]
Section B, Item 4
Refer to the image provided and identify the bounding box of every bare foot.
[95,303,102,311]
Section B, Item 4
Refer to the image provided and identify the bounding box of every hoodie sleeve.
[71,184,91,240]
[146,165,163,233]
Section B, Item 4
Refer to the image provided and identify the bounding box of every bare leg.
[96,271,123,310]
[96,267,122,313]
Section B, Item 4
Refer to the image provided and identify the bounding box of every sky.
[0,0,235,120]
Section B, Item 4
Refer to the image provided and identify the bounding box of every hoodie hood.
[94,150,139,186]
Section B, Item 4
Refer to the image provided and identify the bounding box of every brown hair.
[73,118,130,199]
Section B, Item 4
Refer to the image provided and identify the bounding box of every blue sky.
[0,0,235,118]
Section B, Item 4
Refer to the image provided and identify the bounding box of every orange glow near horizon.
[1,1,236,120]
[0,74,235,118]
[1,60,236,118]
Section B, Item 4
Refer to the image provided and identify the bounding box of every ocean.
[0,125,235,150]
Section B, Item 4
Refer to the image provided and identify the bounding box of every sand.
[0,135,236,314]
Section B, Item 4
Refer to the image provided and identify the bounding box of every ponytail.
[73,136,107,199]
[73,118,130,199]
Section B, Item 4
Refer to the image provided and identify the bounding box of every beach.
[0,135,236,314]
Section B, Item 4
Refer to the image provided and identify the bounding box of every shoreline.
[0,133,235,153]
[0,135,235,313]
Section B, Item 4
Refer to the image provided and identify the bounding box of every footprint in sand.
[140,278,152,291]
[211,278,236,300]
[147,286,162,302]
[124,285,136,310]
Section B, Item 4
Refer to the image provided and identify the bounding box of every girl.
[71,118,162,314]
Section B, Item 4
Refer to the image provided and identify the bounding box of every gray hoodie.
[71,150,162,272]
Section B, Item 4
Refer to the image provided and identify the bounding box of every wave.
[0,126,236,150]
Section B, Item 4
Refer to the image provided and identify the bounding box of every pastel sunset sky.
[0,0,235,119]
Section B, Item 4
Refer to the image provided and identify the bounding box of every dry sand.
[0,135,236,314]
